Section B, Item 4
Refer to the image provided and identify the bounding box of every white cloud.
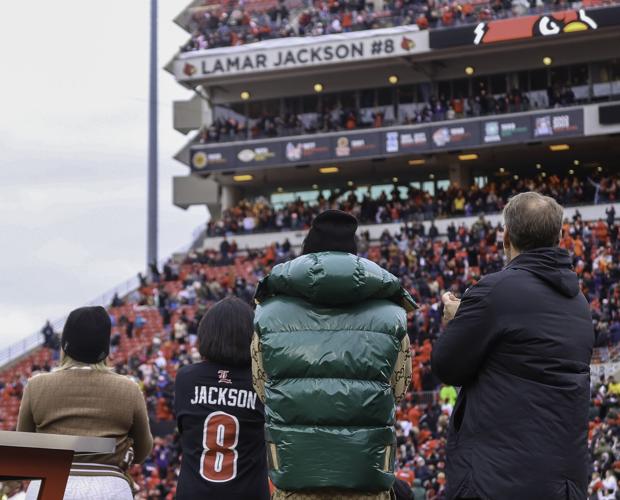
[31,237,92,267]
[0,0,206,349]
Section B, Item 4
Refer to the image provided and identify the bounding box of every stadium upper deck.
[173,0,620,52]
[167,0,620,224]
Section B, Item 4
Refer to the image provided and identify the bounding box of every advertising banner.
[481,116,531,144]
[189,108,586,172]
[383,128,432,155]
[430,122,480,150]
[283,137,331,163]
[191,141,282,171]
[531,109,584,138]
[331,131,383,159]
[174,26,429,82]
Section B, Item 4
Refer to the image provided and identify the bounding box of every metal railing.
[0,316,65,368]
[592,344,620,364]
[0,333,45,368]
[407,390,439,406]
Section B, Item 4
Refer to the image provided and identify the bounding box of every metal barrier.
[0,333,43,368]
[592,344,620,364]
[591,361,620,379]
[408,390,439,406]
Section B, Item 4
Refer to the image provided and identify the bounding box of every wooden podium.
[0,430,115,500]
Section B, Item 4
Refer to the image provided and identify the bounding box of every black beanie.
[302,209,358,255]
[61,306,111,363]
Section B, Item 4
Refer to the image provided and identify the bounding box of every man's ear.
[503,227,511,250]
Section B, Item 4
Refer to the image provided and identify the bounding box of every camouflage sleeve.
[251,332,267,403]
[391,335,412,404]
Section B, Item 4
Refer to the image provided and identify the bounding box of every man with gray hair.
[432,192,594,500]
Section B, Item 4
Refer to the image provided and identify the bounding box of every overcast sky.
[0,0,205,349]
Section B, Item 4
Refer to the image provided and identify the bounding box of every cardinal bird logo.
[401,36,415,51]
[532,9,597,37]
[183,63,197,77]
[473,8,598,45]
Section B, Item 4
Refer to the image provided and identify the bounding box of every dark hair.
[503,191,563,251]
[198,297,254,367]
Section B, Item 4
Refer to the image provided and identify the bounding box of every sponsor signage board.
[430,122,480,150]
[189,108,585,172]
[175,26,428,82]
[284,137,331,163]
[531,109,584,139]
[481,116,531,144]
[383,128,432,155]
[191,142,282,171]
[331,131,382,159]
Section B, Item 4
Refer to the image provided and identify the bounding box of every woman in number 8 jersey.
[174,297,270,500]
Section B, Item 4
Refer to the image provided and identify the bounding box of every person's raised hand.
[442,292,461,323]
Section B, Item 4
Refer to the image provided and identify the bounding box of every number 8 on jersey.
[200,411,240,482]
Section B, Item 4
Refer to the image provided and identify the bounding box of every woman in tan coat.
[18,306,153,500]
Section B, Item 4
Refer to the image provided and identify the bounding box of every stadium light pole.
[147,0,158,274]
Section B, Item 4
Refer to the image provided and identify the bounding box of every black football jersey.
[174,361,269,500]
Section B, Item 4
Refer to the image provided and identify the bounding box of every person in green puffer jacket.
[252,210,417,500]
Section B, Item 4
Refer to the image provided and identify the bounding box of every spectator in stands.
[607,205,616,227]
[173,318,188,344]
[111,292,124,308]
[252,210,416,499]
[149,262,161,283]
[438,383,457,407]
[174,297,269,499]
[208,173,619,237]
[40,320,55,348]
[18,306,153,499]
[200,77,576,144]
[433,192,594,499]
[182,0,597,52]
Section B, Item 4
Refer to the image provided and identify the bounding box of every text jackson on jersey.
[190,385,258,410]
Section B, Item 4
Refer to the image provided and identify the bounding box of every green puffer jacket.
[254,252,416,492]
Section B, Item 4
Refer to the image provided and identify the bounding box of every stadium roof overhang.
[173,0,205,33]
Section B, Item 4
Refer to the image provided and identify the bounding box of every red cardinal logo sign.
[401,36,415,51]
[183,63,197,77]
[473,8,597,45]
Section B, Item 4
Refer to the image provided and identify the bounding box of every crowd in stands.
[0,202,618,498]
[199,84,577,144]
[379,208,619,498]
[207,172,619,236]
[181,0,619,52]
[588,375,620,499]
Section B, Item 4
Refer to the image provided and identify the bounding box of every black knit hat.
[302,210,358,255]
[61,306,111,363]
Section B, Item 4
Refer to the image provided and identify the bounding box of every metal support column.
[147,0,159,272]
